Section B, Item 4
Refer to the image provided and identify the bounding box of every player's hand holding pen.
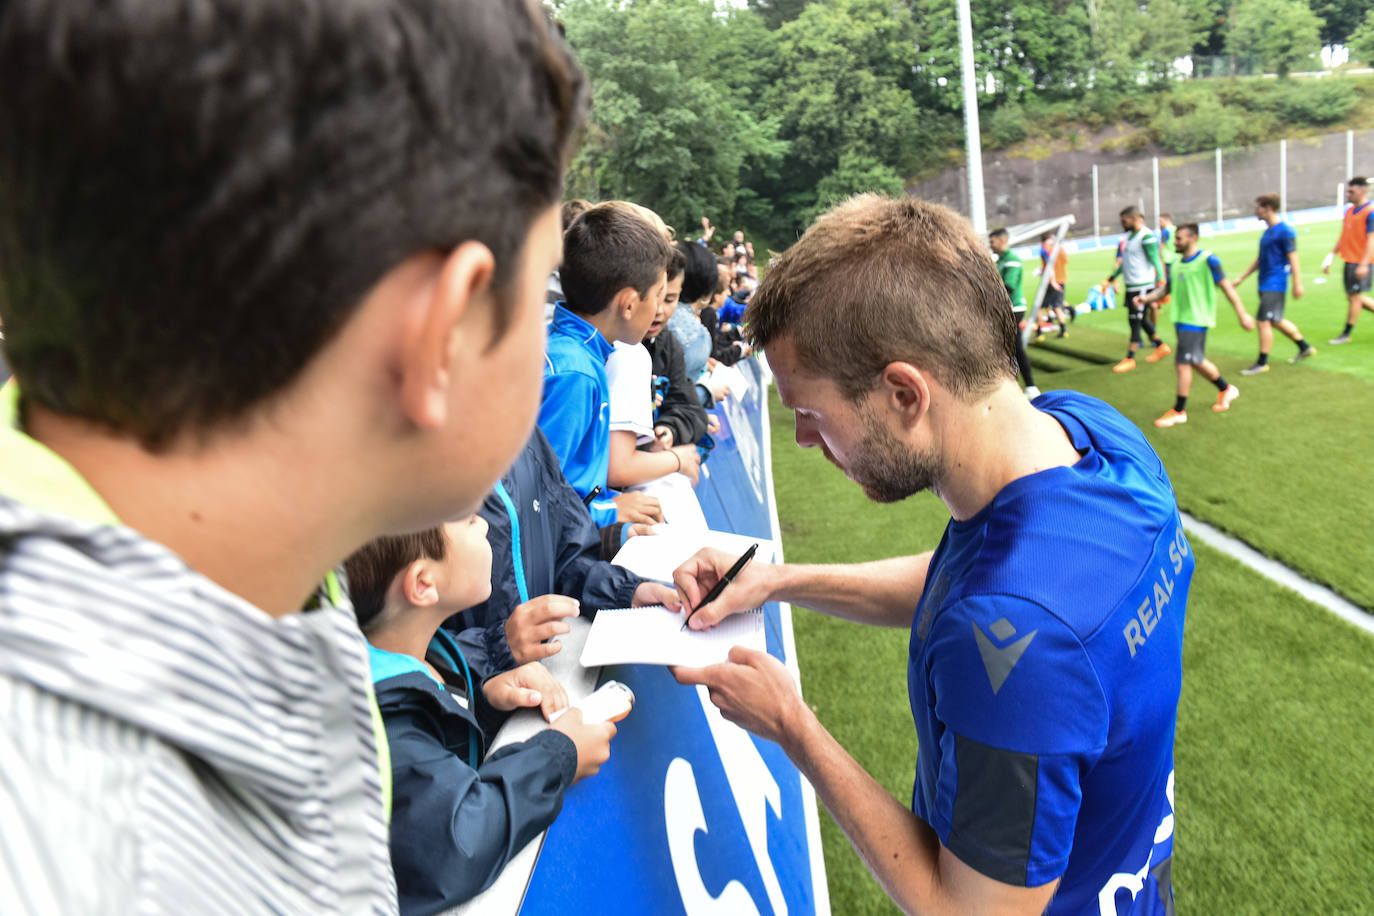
[673,545,775,630]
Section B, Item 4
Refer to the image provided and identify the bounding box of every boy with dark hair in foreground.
[1141,223,1255,427]
[0,0,584,909]
[345,519,614,914]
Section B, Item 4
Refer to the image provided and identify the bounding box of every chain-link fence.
[909,127,1374,238]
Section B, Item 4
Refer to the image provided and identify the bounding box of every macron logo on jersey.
[972,618,1037,694]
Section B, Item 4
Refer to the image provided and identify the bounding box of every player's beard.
[843,405,945,505]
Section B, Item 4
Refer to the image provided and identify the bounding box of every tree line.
[555,0,1374,249]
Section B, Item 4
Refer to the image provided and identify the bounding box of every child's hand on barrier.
[672,445,702,485]
[483,662,569,722]
[613,491,664,524]
[550,708,617,782]
[505,594,579,664]
[631,581,681,610]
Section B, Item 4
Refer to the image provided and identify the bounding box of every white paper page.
[698,362,751,399]
[625,472,707,532]
[580,605,765,668]
[611,529,775,583]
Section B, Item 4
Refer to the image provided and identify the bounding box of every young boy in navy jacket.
[346,517,615,914]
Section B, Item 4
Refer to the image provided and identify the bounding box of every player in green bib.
[1139,223,1255,428]
[989,228,1039,398]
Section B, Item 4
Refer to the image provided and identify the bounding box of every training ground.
[775,219,1374,915]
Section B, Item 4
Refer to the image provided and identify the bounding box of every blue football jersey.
[908,390,1189,916]
[1257,221,1297,293]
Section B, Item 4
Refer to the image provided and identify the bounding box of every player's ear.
[879,361,931,428]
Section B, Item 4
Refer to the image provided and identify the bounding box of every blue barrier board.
[519,358,826,916]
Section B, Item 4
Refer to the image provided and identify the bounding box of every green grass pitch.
[772,219,1374,914]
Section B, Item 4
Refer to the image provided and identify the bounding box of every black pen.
[681,543,758,631]
[582,485,603,508]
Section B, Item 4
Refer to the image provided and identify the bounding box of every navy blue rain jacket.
[448,428,644,673]
[372,631,577,915]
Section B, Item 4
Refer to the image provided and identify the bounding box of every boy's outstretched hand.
[505,594,578,664]
[550,708,616,782]
[631,581,682,610]
[483,661,569,722]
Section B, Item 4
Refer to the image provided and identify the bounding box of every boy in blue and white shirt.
[540,203,672,527]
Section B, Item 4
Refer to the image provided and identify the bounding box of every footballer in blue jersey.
[1234,193,1314,374]
[674,196,1188,916]
[911,390,1186,915]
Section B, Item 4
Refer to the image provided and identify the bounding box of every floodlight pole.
[1092,164,1100,240]
[1151,157,1160,228]
[957,0,986,235]
[1279,139,1287,218]
[1215,147,1223,224]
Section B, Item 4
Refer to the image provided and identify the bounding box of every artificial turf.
[768,227,1374,912]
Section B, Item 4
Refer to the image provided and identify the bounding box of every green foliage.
[554,0,1369,246]
[1269,79,1357,125]
[751,0,940,238]
[982,103,1028,149]
[807,153,906,222]
[747,0,811,30]
[558,0,788,240]
[1350,9,1374,68]
[1308,0,1368,46]
[912,0,1094,109]
[1092,0,1206,90]
[1228,0,1324,78]
[1156,94,1248,152]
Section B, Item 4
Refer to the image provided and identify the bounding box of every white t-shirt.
[605,341,654,444]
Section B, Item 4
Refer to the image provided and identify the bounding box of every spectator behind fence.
[666,240,719,401]
[0,0,583,910]
[540,203,673,526]
[345,519,615,914]
[700,264,751,367]
[448,427,679,674]
[642,256,712,448]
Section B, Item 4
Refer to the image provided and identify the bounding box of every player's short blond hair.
[747,194,1017,401]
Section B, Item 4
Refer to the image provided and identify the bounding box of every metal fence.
[909,127,1374,238]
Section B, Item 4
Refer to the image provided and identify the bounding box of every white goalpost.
[1004,214,1076,345]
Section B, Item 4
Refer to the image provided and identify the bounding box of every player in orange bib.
[1324,176,1374,345]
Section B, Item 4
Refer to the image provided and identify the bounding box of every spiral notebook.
[579,604,765,668]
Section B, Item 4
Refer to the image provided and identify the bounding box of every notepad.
[579,605,765,668]
[611,528,775,583]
